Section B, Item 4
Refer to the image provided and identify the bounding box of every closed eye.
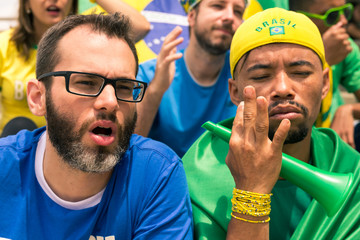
[250,74,270,81]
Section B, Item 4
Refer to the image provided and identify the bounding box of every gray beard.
[45,92,136,173]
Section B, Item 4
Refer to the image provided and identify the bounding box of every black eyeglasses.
[299,3,354,27]
[38,71,147,102]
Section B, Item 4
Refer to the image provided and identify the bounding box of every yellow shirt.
[0,29,46,134]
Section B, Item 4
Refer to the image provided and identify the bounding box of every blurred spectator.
[290,0,360,150]
[135,0,246,157]
[347,0,360,45]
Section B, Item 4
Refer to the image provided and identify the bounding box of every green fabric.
[78,0,96,13]
[330,38,360,120]
[183,118,360,240]
[270,181,312,239]
[257,0,289,10]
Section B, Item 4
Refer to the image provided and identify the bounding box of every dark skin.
[226,43,329,239]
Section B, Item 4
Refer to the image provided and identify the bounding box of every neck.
[185,37,227,85]
[282,131,312,163]
[43,135,112,202]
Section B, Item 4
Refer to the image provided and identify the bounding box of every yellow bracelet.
[231,212,270,224]
[89,0,96,3]
[231,188,272,217]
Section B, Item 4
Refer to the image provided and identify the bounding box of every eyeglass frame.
[38,71,148,103]
[298,3,354,27]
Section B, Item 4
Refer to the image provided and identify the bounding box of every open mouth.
[47,6,60,13]
[92,126,113,136]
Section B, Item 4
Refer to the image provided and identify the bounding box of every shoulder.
[343,38,360,63]
[0,127,45,157]
[0,128,44,181]
[139,58,158,72]
[311,127,360,169]
[311,127,346,149]
[128,134,182,168]
[0,29,13,42]
[0,29,14,53]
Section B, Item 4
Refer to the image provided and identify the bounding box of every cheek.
[117,103,136,122]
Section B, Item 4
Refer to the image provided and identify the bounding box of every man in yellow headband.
[135,0,246,157]
[183,7,360,239]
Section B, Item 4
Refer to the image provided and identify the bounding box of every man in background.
[135,0,246,157]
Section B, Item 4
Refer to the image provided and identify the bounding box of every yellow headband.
[230,7,326,77]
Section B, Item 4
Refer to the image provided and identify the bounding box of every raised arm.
[95,0,150,42]
[135,26,184,136]
[225,86,290,239]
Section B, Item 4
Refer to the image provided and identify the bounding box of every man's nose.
[93,84,118,112]
[222,5,236,23]
[270,72,295,100]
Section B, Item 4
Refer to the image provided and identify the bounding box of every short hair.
[36,13,139,88]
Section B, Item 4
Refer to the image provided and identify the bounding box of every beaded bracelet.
[231,212,270,224]
[231,188,272,219]
[89,0,96,3]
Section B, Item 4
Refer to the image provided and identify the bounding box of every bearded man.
[0,13,193,239]
[135,0,247,157]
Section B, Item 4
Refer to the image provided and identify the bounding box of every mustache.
[96,112,117,122]
[213,24,234,35]
[268,100,309,117]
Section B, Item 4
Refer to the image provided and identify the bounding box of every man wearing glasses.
[290,0,360,152]
[0,13,193,239]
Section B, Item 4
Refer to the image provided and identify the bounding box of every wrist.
[231,188,272,223]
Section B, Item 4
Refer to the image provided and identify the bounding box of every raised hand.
[323,21,352,66]
[225,86,290,194]
[152,26,184,94]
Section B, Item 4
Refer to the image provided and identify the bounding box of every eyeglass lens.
[326,5,352,25]
[69,72,144,101]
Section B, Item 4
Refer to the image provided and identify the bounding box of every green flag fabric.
[183,118,360,239]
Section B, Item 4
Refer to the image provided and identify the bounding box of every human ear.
[27,79,46,116]
[321,67,330,100]
[228,78,241,106]
[187,9,196,28]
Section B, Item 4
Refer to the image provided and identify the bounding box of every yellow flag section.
[243,0,263,20]
[81,0,189,63]
[243,0,289,19]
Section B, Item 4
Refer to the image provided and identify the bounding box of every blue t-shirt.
[0,127,193,239]
[138,49,237,157]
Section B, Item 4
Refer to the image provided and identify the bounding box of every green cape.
[183,118,360,239]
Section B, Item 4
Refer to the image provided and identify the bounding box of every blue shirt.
[138,49,237,157]
[0,127,193,239]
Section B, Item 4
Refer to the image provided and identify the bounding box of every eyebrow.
[247,64,271,72]
[289,60,315,68]
[246,60,315,72]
